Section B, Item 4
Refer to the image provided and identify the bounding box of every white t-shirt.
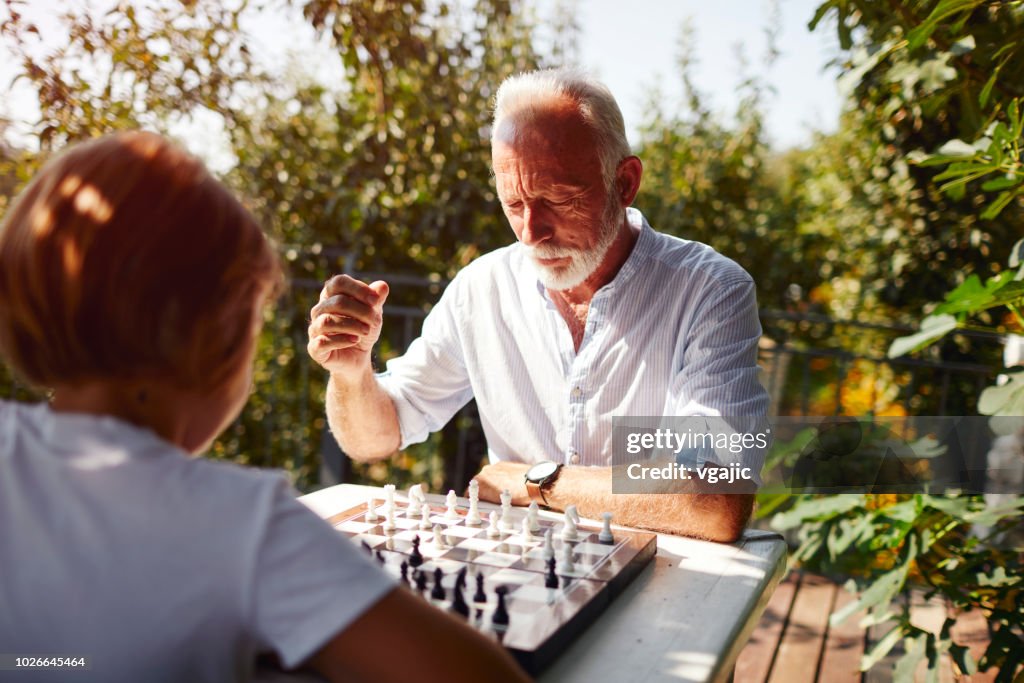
[0,400,395,683]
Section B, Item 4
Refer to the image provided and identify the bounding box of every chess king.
[308,68,769,543]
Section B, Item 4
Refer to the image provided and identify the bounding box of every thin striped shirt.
[377,208,769,468]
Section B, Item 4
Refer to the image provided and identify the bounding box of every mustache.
[524,243,584,259]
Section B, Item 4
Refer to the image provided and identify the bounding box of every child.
[0,132,530,683]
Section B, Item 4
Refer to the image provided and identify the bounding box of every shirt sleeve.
[671,277,770,484]
[376,278,475,449]
[250,479,397,669]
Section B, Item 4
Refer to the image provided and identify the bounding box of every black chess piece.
[473,573,487,603]
[399,561,409,585]
[375,550,385,565]
[491,585,510,627]
[415,569,428,593]
[456,566,468,591]
[409,536,424,568]
[360,540,372,554]
[545,556,559,588]
[430,567,446,601]
[450,583,470,619]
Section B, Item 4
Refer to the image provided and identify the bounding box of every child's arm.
[305,586,532,683]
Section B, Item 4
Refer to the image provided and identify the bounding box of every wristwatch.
[525,461,563,507]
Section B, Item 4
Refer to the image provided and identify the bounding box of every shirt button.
[571,386,583,399]
[570,452,581,465]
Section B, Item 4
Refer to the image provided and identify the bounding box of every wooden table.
[299,484,788,683]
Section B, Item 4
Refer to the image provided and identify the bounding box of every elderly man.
[307,68,768,542]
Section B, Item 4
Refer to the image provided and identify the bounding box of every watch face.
[527,461,559,481]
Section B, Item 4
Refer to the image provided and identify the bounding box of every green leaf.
[981,189,1020,220]
[906,0,985,51]
[893,633,928,683]
[862,624,906,670]
[980,176,1020,192]
[979,69,998,108]
[979,372,1024,416]
[932,275,993,315]
[770,494,864,530]
[888,314,958,357]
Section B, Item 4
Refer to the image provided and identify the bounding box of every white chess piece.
[487,510,501,538]
[521,517,534,542]
[527,501,541,533]
[561,510,578,541]
[599,512,614,544]
[365,497,378,522]
[466,494,482,526]
[560,542,575,573]
[383,484,396,514]
[468,479,479,501]
[382,504,396,532]
[565,504,580,524]
[408,484,424,511]
[445,490,459,520]
[420,503,432,530]
[432,524,447,549]
[499,489,513,531]
[543,528,555,560]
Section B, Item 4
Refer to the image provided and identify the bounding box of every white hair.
[492,68,631,188]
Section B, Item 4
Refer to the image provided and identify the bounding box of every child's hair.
[0,131,283,392]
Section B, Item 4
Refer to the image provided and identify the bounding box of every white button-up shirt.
[377,209,769,467]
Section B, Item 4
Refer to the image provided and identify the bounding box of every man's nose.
[520,203,554,246]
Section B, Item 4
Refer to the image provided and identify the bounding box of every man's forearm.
[326,369,402,462]
[545,467,752,543]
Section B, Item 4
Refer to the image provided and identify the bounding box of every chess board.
[326,491,657,675]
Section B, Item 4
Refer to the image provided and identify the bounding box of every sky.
[1,0,844,160]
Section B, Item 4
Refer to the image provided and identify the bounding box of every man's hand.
[308,275,389,384]
[473,462,531,506]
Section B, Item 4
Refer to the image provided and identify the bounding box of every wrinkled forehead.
[492,95,598,159]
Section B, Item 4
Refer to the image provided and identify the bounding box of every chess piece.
[566,504,580,524]
[375,550,385,565]
[560,542,575,573]
[408,483,424,511]
[466,481,482,526]
[409,536,424,568]
[431,567,446,601]
[383,483,396,514]
[419,502,431,530]
[561,509,578,541]
[487,511,501,538]
[491,586,510,627]
[543,528,555,560]
[451,583,470,618]
[382,504,396,532]
[415,569,428,593]
[499,489,513,530]
[599,512,614,544]
[432,524,447,549]
[360,540,372,554]
[365,496,378,522]
[456,566,468,592]
[399,561,409,585]
[545,556,559,588]
[521,517,534,542]
[445,489,459,520]
[473,573,487,604]
[527,501,541,533]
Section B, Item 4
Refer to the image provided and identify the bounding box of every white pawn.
[419,502,432,530]
[432,524,447,549]
[543,528,555,560]
[365,497,379,522]
[383,484,396,514]
[382,504,396,532]
[527,501,541,533]
[560,541,575,573]
[520,517,534,542]
[561,510,578,541]
[599,512,614,544]
[445,489,459,520]
[487,510,501,538]
[466,495,482,526]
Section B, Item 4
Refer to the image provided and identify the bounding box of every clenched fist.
[307,274,389,383]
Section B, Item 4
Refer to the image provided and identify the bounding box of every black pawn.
[409,536,424,568]
[473,573,487,603]
[399,561,409,585]
[456,566,468,591]
[431,567,446,601]
[491,585,510,627]
[415,569,428,593]
[451,583,470,619]
[545,556,559,589]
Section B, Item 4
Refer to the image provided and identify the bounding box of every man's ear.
[616,156,643,207]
